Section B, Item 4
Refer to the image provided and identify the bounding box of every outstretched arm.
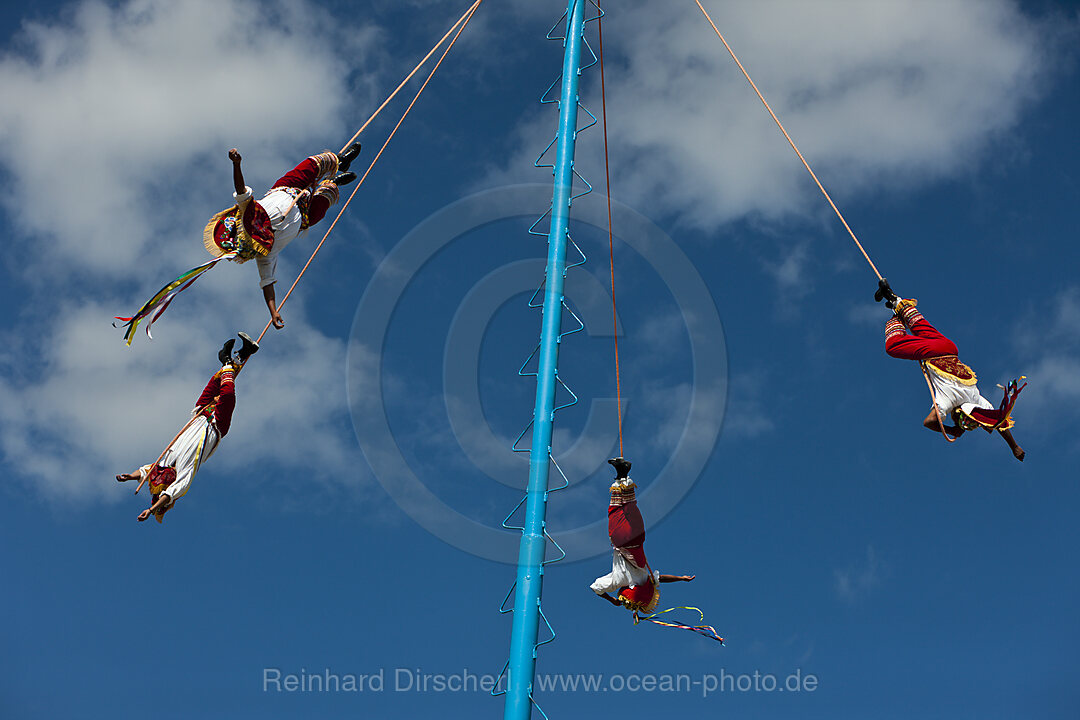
[262,283,284,329]
[138,493,171,522]
[229,148,246,195]
[658,574,695,583]
[923,408,964,438]
[999,427,1025,462]
[597,592,622,606]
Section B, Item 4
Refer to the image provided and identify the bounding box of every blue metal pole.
[504,1,586,718]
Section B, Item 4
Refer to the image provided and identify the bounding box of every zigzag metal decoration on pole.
[496,1,597,718]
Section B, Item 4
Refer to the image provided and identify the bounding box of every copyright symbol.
[347,184,726,562]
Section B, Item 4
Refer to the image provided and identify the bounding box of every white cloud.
[847,302,891,328]
[765,242,809,292]
[633,309,689,365]
[835,544,883,603]
[1010,287,1080,429]
[1014,287,1080,353]
[637,379,721,452]
[488,0,1057,232]
[757,239,816,309]
[0,284,368,504]
[0,0,379,277]
[722,370,774,439]
[0,0,380,506]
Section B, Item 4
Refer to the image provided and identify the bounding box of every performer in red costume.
[875,279,1025,461]
[204,143,361,329]
[116,333,258,522]
[590,457,695,613]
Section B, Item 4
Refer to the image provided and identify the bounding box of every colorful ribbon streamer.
[634,606,725,644]
[114,253,237,346]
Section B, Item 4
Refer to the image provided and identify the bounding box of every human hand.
[271,311,285,329]
[138,509,151,522]
[229,148,242,163]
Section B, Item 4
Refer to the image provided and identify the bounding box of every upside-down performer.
[590,458,691,599]
[206,145,361,329]
[590,458,722,643]
[116,144,362,345]
[876,279,1026,461]
[115,333,258,522]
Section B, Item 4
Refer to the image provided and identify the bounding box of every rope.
[338,0,483,155]
[135,360,248,493]
[920,362,957,443]
[274,0,481,223]
[694,0,882,281]
[125,2,484,504]
[596,2,624,456]
[252,0,483,346]
[133,413,200,495]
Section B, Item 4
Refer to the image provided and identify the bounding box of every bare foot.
[1013,446,1025,462]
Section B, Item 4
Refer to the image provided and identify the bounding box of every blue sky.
[1,0,1079,717]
